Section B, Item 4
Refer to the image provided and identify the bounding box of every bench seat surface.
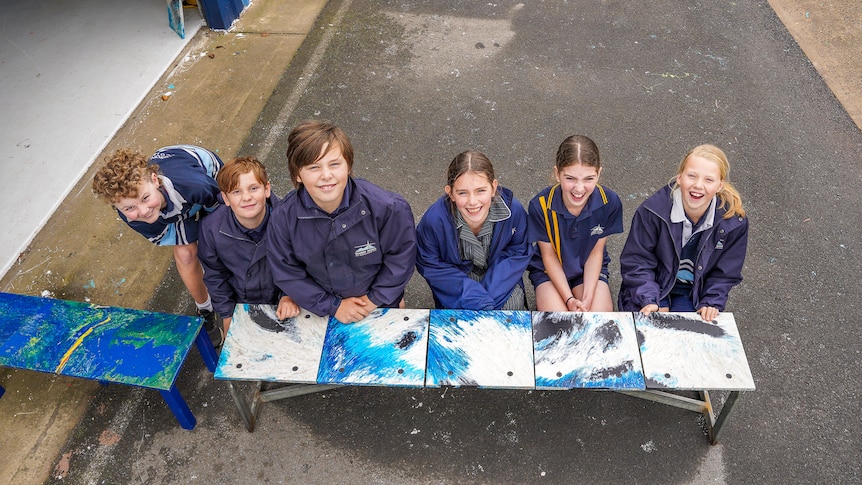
[215,305,328,383]
[636,312,755,390]
[0,292,201,390]
[533,312,645,390]
[216,305,754,392]
[427,309,534,389]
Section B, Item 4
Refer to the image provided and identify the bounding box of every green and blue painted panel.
[317,309,429,387]
[635,312,755,390]
[0,292,201,390]
[216,304,328,383]
[533,312,645,390]
[426,310,535,389]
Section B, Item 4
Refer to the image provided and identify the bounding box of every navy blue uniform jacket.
[416,187,531,310]
[267,178,417,317]
[618,184,749,312]
[197,194,283,319]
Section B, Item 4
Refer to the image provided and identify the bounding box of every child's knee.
[172,244,199,266]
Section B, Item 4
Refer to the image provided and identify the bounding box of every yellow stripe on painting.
[55,317,111,373]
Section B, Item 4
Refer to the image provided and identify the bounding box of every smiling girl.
[416,151,531,310]
[618,144,748,321]
[527,135,624,312]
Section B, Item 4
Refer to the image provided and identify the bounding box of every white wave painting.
[427,309,535,389]
[215,304,328,383]
[635,312,755,390]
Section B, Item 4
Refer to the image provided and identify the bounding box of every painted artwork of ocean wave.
[635,312,755,390]
[317,309,429,387]
[426,309,534,389]
[532,312,645,390]
[215,304,328,383]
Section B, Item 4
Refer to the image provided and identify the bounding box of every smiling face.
[676,155,724,223]
[555,163,601,217]
[113,172,166,224]
[223,171,271,229]
[296,143,350,214]
[445,171,498,234]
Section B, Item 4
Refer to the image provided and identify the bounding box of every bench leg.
[227,380,263,432]
[160,384,196,430]
[194,329,218,373]
[707,390,741,445]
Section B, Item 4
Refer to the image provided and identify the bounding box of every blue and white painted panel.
[426,310,534,389]
[635,312,755,390]
[215,304,328,383]
[532,312,645,390]
[317,309,429,387]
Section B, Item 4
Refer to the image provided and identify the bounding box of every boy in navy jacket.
[267,121,417,323]
[197,157,299,335]
[92,145,224,345]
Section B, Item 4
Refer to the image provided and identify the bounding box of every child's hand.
[697,306,719,322]
[276,296,300,320]
[577,295,593,312]
[639,304,659,315]
[335,297,372,323]
[566,296,585,312]
[223,316,232,334]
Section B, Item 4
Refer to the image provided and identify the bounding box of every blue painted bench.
[0,292,218,429]
[215,305,754,444]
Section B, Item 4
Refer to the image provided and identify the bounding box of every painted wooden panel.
[532,312,645,390]
[426,310,534,389]
[166,0,185,38]
[0,292,200,390]
[635,312,755,390]
[317,309,429,387]
[215,304,328,383]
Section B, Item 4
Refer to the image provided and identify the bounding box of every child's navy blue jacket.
[618,184,749,312]
[197,194,283,319]
[416,186,531,310]
[267,178,417,317]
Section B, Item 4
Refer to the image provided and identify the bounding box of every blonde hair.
[672,144,745,219]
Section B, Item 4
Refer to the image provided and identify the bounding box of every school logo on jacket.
[354,241,378,257]
[590,225,605,236]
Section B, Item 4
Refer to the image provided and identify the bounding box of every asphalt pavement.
[3,0,862,483]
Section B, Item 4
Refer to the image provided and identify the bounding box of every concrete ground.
[1,0,861,483]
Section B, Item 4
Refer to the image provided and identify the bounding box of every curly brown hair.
[92,149,159,203]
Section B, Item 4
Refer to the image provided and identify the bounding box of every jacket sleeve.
[619,207,664,310]
[366,197,418,307]
[415,204,496,310]
[197,216,237,318]
[481,197,531,309]
[266,208,340,317]
[698,216,749,310]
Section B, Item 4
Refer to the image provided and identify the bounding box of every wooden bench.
[0,292,218,429]
[215,305,754,444]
